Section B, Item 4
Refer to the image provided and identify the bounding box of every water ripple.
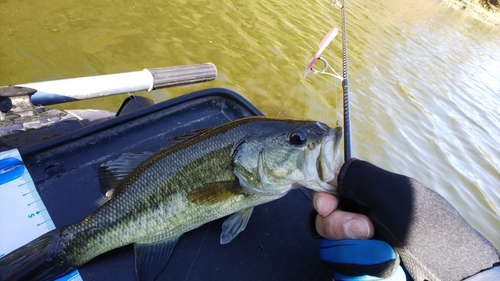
[1,0,499,249]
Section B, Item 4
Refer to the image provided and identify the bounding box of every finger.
[312,191,339,217]
[315,209,374,240]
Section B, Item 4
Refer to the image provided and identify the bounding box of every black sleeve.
[337,158,500,281]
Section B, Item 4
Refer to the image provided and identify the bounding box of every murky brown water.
[1,0,499,249]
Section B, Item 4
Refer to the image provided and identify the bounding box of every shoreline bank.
[444,0,500,26]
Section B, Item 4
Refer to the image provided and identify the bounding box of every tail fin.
[0,229,74,281]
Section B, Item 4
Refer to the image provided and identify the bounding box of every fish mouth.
[294,125,342,194]
[314,126,343,193]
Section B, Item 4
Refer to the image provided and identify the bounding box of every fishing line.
[280,0,348,126]
[295,0,346,201]
[276,80,301,118]
[310,0,350,161]
[184,223,212,281]
[328,1,343,129]
[321,0,351,161]
[277,2,339,118]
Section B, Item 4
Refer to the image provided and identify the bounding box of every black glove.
[331,158,500,280]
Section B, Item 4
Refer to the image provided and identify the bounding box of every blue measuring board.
[0,149,82,281]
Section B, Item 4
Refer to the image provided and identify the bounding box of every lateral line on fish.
[73,117,309,225]
[0,117,343,281]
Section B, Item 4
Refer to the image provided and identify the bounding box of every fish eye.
[289,129,307,146]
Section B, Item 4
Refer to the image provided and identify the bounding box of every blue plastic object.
[320,239,396,265]
[320,239,409,280]
[0,157,24,184]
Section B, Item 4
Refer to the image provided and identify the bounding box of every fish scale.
[0,117,342,281]
[61,120,273,265]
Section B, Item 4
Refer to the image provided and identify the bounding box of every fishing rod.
[340,0,351,161]
[304,0,351,162]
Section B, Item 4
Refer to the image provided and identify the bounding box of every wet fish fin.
[220,207,254,244]
[134,236,181,281]
[0,229,74,280]
[99,151,155,199]
[187,181,242,206]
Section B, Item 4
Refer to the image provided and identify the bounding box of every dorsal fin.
[99,151,155,199]
[98,128,209,201]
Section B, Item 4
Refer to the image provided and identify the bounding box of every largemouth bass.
[0,116,342,281]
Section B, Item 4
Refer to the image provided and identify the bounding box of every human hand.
[314,158,500,280]
[311,180,405,280]
[312,191,374,240]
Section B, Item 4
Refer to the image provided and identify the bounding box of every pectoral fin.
[220,207,254,244]
[187,181,242,206]
[134,236,180,281]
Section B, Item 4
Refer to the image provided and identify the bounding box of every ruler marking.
[0,149,82,281]
[37,219,53,227]
[27,199,41,205]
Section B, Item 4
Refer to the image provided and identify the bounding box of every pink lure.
[304,27,339,77]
